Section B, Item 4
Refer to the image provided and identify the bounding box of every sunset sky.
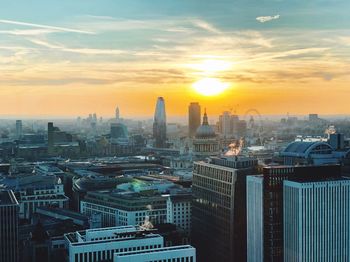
[1,0,350,118]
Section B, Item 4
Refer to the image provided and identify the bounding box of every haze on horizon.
[1,0,350,118]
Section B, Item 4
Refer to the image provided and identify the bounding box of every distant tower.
[15,120,22,139]
[115,107,120,121]
[153,97,167,148]
[47,122,54,154]
[188,102,201,137]
[92,113,97,123]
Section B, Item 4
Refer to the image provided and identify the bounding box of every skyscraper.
[188,102,201,137]
[47,122,54,154]
[246,165,341,262]
[218,111,232,137]
[192,156,258,262]
[116,106,120,121]
[0,190,19,262]
[153,97,166,148]
[284,178,350,262]
[15,120,22,139]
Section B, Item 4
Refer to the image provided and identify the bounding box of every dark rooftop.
[0,190,19,206]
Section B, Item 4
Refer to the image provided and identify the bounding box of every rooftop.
[115,245,195,257]
[0,190,18,206]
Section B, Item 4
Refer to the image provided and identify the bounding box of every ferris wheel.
[243,109,263,145]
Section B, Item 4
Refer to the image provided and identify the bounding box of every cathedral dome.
[195,110,216,139]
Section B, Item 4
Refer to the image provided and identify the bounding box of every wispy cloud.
[29,39,126,55]
[0,29,54,36]
[0,19,94,34]
[256,15,280,23]
[191,19,221,34]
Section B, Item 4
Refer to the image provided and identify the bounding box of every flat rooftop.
[115,245,195,257]
[0,190,18,206]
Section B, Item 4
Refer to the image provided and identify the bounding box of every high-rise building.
[218,111,232,137]
[246,165,341,262]
[284,178,350,262]
[0,190,19,262]
[116,106,120,121]
[188,102,201,137]
[15,120,22,139]
[153,97,166,148]
[47,122,55,154]
[192,156,258,262]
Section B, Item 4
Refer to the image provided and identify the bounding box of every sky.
[1,0,350,118]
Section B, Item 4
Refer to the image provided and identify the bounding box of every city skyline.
[1,0,350,117]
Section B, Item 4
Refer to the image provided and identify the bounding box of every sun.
[193,78,230,96]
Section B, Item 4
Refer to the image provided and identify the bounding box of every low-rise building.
[1,173,68,219]
[81,190,166,227]
[114,245,196,262]
[64,226,164,262]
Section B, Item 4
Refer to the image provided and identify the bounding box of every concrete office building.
[246,165,341,262]
[114,245,196,262]
[192,155,258,262]
[64,226,164,262]
[0,190,19,262]
[1,173,68,219]
[166,193,192,234]
[15,120,23,139]
[284,178,350,262]
[188,102,201,138]
[81,190,166,227]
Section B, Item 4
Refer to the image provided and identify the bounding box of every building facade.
[114,245,196,262]
[0,190,19,262]
[192,156,258,262]
[188,102,201,138]
[64,226,164,262]
[284,178,350,262]
[15,120,23,139]
[81,190,167,227]
[246,165,341,262]
[166,194,192,235]
[153,97,167,148]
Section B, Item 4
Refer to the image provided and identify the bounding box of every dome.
[195,110,216,138]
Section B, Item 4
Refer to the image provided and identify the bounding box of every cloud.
[191,19,221,34]
[29,39,126,55]
[256,15,280,23]
[0,19,94,34]
[0,29,55,36]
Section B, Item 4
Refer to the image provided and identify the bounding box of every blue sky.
[0,0,350,116]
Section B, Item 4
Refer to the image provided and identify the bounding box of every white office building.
[64,226,164,262]
[80,190,166,227]
[284,178,350,262]
[166,193,192,234]
[114,245,196,262]
[246,175,264,262]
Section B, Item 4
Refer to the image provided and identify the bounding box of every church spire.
[202,108,209,125]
